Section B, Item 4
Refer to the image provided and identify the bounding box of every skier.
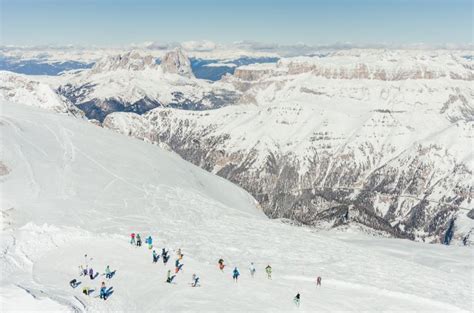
[161,248,168,259]
[176,248,182,256]
[166,269,176,284]
[82,266,88,277]
[265,265,272,279]
[89,267,94,280]
[82,286,90,296]
[105,265,112,279]
[152,250,159,263]
[163,253,170,265]
[293,293,301,307]
[99,282,107,300]
[175,259,184,273]
[248,262,256,278]
[232,267,240,282]
[146,235,153,249]
[130,233,136,245]
[218,259,225,271]
[136,234,142,247]
[191,273,200,287]
[316,276,322,286]
[69,279,79,288]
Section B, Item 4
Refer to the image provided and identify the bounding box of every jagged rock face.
[231,50,474,82]
[91,51,158,73]
[103,51,474,243]
[161,48,194,78]
[233,64,275,81]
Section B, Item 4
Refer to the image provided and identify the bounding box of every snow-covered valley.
[0,101,473,312]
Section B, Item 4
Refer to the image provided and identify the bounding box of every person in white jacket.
[248,262,256,278]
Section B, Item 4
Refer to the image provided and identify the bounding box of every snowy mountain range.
[0,48,472,244]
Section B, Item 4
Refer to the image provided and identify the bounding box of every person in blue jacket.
[175,259,184,273]
[145,236,153,249]
[232,267,240,282]
[99,282,107,300]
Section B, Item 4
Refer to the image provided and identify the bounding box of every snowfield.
[0,102,472,312]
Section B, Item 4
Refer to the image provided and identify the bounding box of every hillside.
[0,101,472,312]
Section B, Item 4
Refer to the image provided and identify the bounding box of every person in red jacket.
[218,259,225,271]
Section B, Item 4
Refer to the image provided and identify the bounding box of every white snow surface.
[0,71,72,113]
[0,102,473,312]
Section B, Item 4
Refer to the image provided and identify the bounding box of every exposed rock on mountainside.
[91,50,158,73]
[161,48,194,78]
[233,50,474,81]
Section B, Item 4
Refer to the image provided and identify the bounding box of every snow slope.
[0,71,83,116]
[0,101,472,312]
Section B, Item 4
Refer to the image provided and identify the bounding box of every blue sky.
[1,0,472,46]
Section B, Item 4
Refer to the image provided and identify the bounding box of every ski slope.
[0,102,472,312]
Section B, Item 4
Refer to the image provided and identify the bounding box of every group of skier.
[131,232,154,248]
[131,233,197,287]
[218,259,273,282]
[69,233,322,307]
[214,259,320,307]
[69,254,115,301]
[162,248,198,286]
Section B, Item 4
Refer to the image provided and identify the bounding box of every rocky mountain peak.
[91,50,158,73]
[160,48,194,78]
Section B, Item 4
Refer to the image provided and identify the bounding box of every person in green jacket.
[136,234,142,247]
[105,265,112,279]
[265,265,272,279]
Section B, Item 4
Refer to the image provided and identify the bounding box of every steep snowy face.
[0,101,262,230]
[160,48,194,78]
[0,71,83,116]
[103,50,474,243]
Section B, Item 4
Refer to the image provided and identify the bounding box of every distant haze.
[1,0,472,46]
